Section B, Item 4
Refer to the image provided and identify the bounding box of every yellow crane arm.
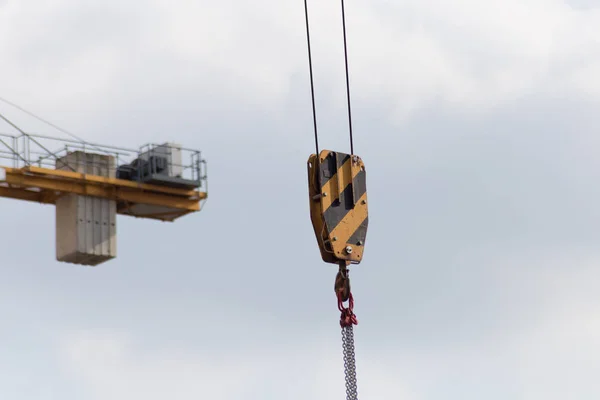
[0,165,207,222]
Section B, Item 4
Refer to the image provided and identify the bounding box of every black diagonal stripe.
[347,216,368,246]
[335,152,350,169]
[319,152,350,189]
[323,168,367,232]
[351,166,366,206]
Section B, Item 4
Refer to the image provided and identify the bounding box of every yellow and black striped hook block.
[307,149,368,265]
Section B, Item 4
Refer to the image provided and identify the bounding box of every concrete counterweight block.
[55,151,117,266]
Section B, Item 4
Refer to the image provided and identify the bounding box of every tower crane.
[0,98,207,266]
[303,1,367,399]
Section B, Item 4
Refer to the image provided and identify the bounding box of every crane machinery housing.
[0,124,207,266]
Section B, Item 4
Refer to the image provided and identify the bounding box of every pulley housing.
[307,149,368,264]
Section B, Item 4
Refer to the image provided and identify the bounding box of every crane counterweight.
[55,151,117,265]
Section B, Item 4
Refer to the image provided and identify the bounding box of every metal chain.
[336,264,359,400]
[341,325,358,399]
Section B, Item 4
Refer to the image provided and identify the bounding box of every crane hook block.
[307,150,368,265]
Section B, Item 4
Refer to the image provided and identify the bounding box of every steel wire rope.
[303,0,320,156]
[303,1,356,155]
[0,96,116,156]
[340,0,354,155]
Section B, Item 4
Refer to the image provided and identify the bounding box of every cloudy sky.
[1,0,600,399]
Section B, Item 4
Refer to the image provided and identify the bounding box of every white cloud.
[344,1,600,122]
[2,0,600,133]
[59,330,418,400]
[60,331,258,400]
[2,1,600,399]
[59,268,600,400]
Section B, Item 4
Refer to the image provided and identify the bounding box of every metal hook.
[335,261,351,302]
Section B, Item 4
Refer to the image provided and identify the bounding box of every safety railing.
[0,132,207,189]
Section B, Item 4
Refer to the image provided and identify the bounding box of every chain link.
[341,325,358,400]
[336,264,358,399]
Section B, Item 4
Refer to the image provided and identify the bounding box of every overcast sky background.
[1,0,600,399]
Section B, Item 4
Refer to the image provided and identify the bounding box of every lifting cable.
[0,96,107,155]
[303,1,359,399]
[303,0,320,156]
[340,0,355,156]
[303,0,355,156]
[0,96,111,172]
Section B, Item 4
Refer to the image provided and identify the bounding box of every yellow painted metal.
[0,165,207,222]
[307,150,368,265]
